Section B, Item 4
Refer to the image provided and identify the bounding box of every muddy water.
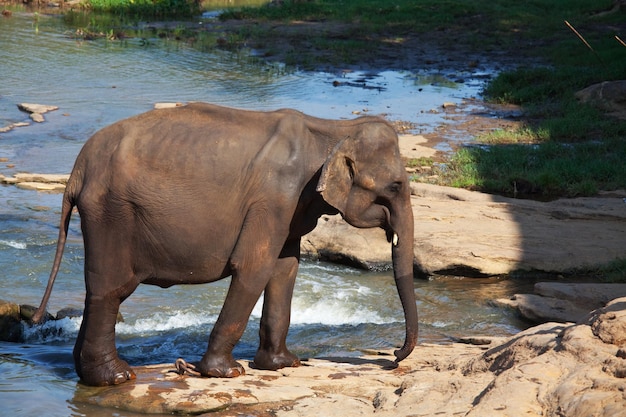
[0,8,529,416]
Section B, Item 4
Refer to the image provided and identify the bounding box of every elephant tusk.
[392,233,399,246]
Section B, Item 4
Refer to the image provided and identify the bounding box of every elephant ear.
[316,137,357,214]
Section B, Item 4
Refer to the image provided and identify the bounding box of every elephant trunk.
[390,196,418,363]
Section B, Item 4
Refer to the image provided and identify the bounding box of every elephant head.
[316,120,418,362]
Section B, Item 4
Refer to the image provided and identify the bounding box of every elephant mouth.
[381,206,398,246]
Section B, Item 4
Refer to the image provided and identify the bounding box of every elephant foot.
[195,354,246,378]
[77,357,136,386]
[253,349,301,371]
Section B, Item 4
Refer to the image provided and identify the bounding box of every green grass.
[82,0,201,17]
[440,138,626,198]
[425,1,626,199]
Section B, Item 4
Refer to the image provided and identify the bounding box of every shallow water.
[0,8,529,416]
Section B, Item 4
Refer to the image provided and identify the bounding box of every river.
[1,6,532,416]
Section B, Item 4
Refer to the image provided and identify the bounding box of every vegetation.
[82,0,201,17]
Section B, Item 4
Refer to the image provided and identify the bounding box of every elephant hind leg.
[74,273,138,386]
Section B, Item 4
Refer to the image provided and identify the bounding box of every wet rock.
[154,102,185,109]
[1,173,69,193]
[16,182,66,192]
[20,304,54,323]
[17,103,59,124]
[13,173,69,184]
[494,283,626,324]
[17,103,59,115]
[30,113,45,123]
[0,121,30,134]
[56,307,83,320]
[0,299,22,342]
[493,293,589,323]
[535,282,626,311]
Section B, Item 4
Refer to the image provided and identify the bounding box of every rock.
[56,307,83,320]
[16,103,59,124]
[494,293,589,323]
[17,103,59,115]
[494,283,626,324]
[15,182,66,192]
[0,299,22,342]
[19,304,54,322]
[76,297,626,417]
[575,80,626,120]
[154,102,185,109]
[2,173,69,193]
[0,121,30,133]
[73,345,489,416]
[301,215,391,270]
[303,183,626,276]
[585,298,626,346]
[30,113,45,123]
[13,173,69,184]
[535,282,626,311]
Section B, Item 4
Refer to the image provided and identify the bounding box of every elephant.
[32,102,418,386]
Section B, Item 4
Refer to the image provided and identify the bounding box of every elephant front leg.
[196,268,270,378]
[254,247,301,371]
[74,292,136,386]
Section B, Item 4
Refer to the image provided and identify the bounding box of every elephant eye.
[387,181,403,194]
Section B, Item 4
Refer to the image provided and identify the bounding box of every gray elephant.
[33,102,418,386]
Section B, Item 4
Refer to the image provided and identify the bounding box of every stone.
[56,307,83,320]
[13,173,69,184]
[17,103,59,115]
[3,173,70,193]
[0,121,30,134]
[575,80,626,120]
[16,182,66,192]
[154,102,185,109]
[0,299,22,342]
[20,304,53,322]
[494,283,626,324]
[30,113,45,123]
[585,298,626,345]
[535,282,626,311]
[494,293,590,323]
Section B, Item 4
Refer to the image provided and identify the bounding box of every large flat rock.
[303,183,626,275]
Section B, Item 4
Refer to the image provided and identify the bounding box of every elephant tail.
[31,181,77,324]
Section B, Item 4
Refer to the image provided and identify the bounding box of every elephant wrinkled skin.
[32,103,418,386]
